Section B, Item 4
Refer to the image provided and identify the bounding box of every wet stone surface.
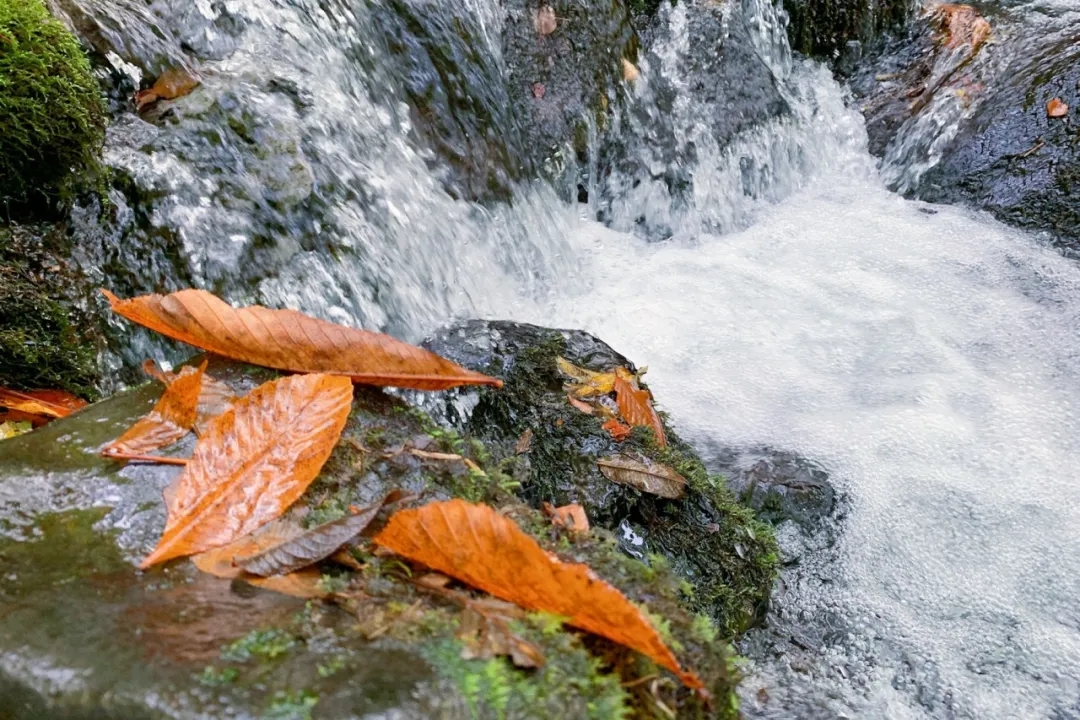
[0,331,760,718]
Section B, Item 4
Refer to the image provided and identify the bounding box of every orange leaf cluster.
[557,357,667,446]
[140,373,352,567]
[374,499,703,691]
[103,289,501,390]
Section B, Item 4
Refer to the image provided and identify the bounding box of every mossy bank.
[0,0,105,217]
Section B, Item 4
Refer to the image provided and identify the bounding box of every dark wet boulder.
[701,447,836,531]
[0,353,746,718]
[423,320,779,636]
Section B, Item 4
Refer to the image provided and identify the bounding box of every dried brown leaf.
[597,455,687,499]
[103,289,502,391]
[1048,97,1069,118]
[140,373,353,568]
[373,499,703,691]
[236,490,409,577]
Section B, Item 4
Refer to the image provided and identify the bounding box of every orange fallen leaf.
[931,3,991,52]
[140,373,353,568]
[142,359,239,434]
[1048,97,1069,118]
[135,67,200,111]
[613,370,666,448]
[542,502,590,535]
[0,387,87,424]
[602,417,631,441]
[374,499,703,691]
[103,362,205,457]
[103,289,502,391]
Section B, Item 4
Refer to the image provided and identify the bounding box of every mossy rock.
[0,223,102,398]
[0,0,105,216]
[423,321,779,638]
[0,354,743,718]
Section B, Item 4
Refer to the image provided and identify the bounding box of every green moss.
[220,628,298,663]
[265,689,318,720]
[423,624,631,720]
[0,0,105,215]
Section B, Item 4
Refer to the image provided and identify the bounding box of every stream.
[45,0,1080,716]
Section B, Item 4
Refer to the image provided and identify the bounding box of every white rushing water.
[505,44,1080,720]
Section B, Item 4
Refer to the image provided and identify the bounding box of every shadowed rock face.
[783,0,912,67]
[851,1,1080,248]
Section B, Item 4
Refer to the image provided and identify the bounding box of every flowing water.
[74,0,1080,716]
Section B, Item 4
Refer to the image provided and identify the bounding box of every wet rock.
[852,3,1080,247]
[597,0,791,238]
[370,0,524,202]
[0,223,106,398]
[915,19,1080,246]
[781,0,911,66]
[0,354,742,717]
[702,447,836,531]
[423,320,779,636]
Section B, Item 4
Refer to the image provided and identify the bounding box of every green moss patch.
[0,0,105,216]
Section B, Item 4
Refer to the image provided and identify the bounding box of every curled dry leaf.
[1048,98,1069,118]
[514,428,534,454]
[103,362,205,457]
[542,502,590,535]
[237,490,410,577]
[458,607,545,669]
[533,5,557,35]
[191,519,328,599]
[557,356,615,398]
[373,499,704,691]
[142,359,240,435]
[0,387,87,424]
[613,371,667,447]
[103,289,502,391]
[602,417,631,441]
[140,373,353,568]
[597,454,687,499]
[621,57,640,82]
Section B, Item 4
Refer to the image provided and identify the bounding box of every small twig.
[102,450,189,466]
[409,448,464,462]
[621,673,659,689]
